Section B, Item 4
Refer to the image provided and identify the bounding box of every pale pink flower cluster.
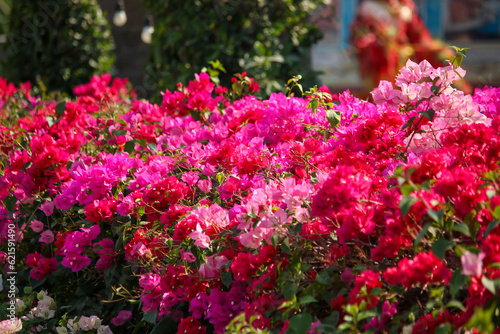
[461,251,486,277]
[234,178,314,248]
[56,315,112,334]
[372,59,491,155]
[0,318,22,334]
[22,292,56,321]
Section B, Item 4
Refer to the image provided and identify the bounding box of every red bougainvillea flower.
[383,252,451,289]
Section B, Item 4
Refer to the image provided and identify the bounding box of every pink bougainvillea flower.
[62,225,100,254]
[199,254,228,278]
[198,179,212,192]
[177,316,207,334]
[189,223,211,249]
[40,202,54,216]
[110,310,133,326]
[181,171,200,186]
[30,219,44,233]
[94,238,116,271]
[396,59,434,84]
[461,252,486,277]
[180,250,196,263]
[116,195,134,216]
[39,230,54,244]
[61,253,92,272]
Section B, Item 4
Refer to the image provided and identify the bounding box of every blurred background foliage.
[0,0,328,99]
[0,0,9,38]
[142,0,326,99]
[1,0,114,95]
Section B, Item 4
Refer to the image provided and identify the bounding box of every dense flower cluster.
[1,63,500,333]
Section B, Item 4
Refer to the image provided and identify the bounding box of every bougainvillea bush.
[1,55,500,334]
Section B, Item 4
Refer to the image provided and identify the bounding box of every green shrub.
[1,0,114,95]
[142,0,325,99]
[0,1,10,37]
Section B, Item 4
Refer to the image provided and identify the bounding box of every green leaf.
[413,224,431,247]
[132,321,147,334]
[400,195,418,217]
[431,85,442,95]
[445,300,465,311]
[31,277,47,290]
[450,269,467,298]
[288,313,312,334]
[283,283,299,300]
[481,276,500,295]
[486,189,496,199]
[401,116,416,131]
[493,206,500,219]
[431,238,455,259]
[104,264,117,288]
[326,109,341,128]
[148,142,158,153]
[307,98,319,113]
[465,301,496,333]
[124,140,136,154]
[316,270,332,286]
[358,309,377,321]
[420,108,436,122]
[316,324,337,333]
[55,101,66,116]
[281,238,292,255]
[221,272,232,289]
[485,219,500,238]
[46,116,56,128]
[400,184,414,196]
[427,208,444,223]
[452,223,471,237]
[3,194,17,212]
[46,319,58,331]
[310,171,318,185]
[322,311,339,327]
[369,287,384,296]
[115,129,126,137]
[116,119,128,125]
[279,299,295,311]
[149,316,178,334]
[208,59,226,73]
[435,323,451,334]
[299,295,317,305]
[216,173,224,185]
[142,310,157,324]
[271,234,279,248]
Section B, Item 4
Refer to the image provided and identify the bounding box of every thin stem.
[402,115,425,155]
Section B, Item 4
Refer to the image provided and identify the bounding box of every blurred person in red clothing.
[351,0,471,93]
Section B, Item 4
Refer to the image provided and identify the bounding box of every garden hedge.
[1,0,114,96]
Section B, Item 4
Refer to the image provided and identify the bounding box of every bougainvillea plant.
[1,51,500,334]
